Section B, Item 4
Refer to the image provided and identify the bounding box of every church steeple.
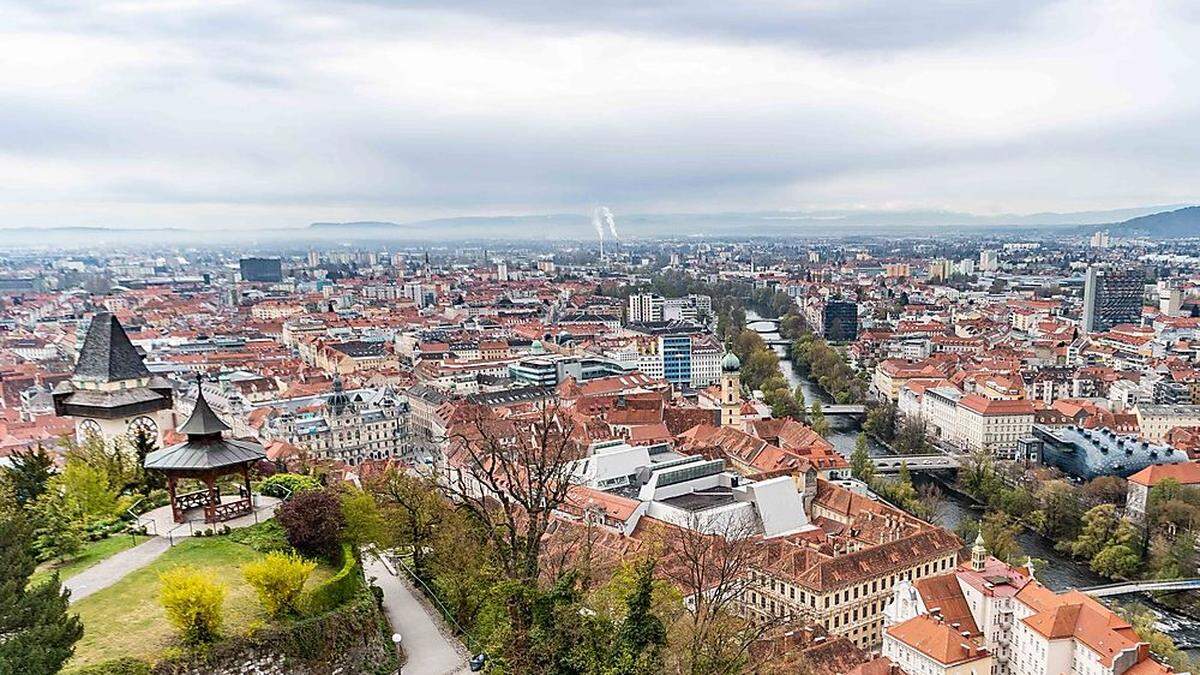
[971,531,988,571]
[719,348,742,428]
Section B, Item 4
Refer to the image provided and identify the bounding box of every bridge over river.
[1080,578,1200,598]
[871,454,962,473]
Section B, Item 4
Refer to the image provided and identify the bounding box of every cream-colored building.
[953,394,1035,458]
[745,484,961,650]
[883,613,993,675]
[1134,404,1200,443]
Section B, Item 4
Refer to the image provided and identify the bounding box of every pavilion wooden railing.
[175,489,217,512]
[206,498,253,523]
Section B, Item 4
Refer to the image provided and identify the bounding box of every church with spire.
[52,312,176,446]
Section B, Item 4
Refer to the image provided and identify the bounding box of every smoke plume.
[591,206,606,243]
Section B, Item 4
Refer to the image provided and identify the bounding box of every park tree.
[373,470,447,579]
[609,558,668,675]
[1,445,54,508]
[1082,476,1127,507]
[1068,504,1138,572]
[1035,480,1085,540]
[276,488,346,556]
[894,415,931,455]
[65,434,141,497]
[661,512,786,674]
[1147,532,1199,581]
[0,513,84,674]
[338,485,385,548]
[980,512,1024,564]
[1090,541,1141,579]
[808,401,830,438]
[130,425,164,491]
[864,401,897,441]
[850,433,874,483]
[30,492,85,563]
[51,459,127,523]
[442,397,586,669]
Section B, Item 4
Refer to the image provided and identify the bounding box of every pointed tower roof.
[73,313,151,383]
[144,379,263,472]
[178,379,231,437]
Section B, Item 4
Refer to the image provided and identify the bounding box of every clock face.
[79,418,102,439]
[129,416,158,440]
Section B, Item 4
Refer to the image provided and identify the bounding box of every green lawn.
[30,535,144,588]
[65,536,334,672]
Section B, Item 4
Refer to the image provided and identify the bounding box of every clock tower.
[53,313,175,446]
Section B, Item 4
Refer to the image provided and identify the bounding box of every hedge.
[301,543,362,616]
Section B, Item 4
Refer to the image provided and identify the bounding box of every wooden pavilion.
[144,382,266,524]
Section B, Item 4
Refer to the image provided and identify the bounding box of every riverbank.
[743,309,1200,654]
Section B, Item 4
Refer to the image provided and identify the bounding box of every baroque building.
[259,378,410,466]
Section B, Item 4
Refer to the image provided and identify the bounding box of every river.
[745,310,889,459]
[744,310,1200,653]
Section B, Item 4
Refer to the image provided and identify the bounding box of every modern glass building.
[660,334,693,386]
[1081,267,1142,333]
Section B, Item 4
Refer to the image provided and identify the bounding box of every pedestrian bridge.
[1079,578,1200,598]
[748,319,780,333]
[872,455,962,473]
[822,404,866,415]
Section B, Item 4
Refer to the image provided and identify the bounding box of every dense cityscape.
[5,0,1200,673]
[3,221,1200,674]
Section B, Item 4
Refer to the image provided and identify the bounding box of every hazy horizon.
[2,1,1199,230]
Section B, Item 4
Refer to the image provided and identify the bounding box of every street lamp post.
[392,633,402,674]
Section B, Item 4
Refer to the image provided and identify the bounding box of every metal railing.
[367,546,484,655]
[125,495,158,536]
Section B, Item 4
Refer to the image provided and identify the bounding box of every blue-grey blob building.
[1032,425,1186,479]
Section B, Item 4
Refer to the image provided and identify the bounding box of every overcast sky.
[1,0,1198,230]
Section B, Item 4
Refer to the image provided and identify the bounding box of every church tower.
[719,350,742,428]
[52,313,175,446]
[971,531,988,571]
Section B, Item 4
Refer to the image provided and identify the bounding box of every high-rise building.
[979,249,999,272]
[1158,280,1182,316]
[239,257,283,283]
[1081,267,1142,333]
[660,334,693,387]
[927,259,952,281]
[495,260,509,282]
[821,300,859,342]
[627,293,665,323]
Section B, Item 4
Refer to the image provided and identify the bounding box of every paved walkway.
[363,552,469,675]
[65,536,170,603]
[138,495,281,539]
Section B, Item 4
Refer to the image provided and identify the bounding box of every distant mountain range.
[0,203,1195,246]
[1095,205,1200,238]
[304,204,1199,240]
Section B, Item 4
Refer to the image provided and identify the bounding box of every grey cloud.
[343,0,1059,51]
[0,0,1197,228]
